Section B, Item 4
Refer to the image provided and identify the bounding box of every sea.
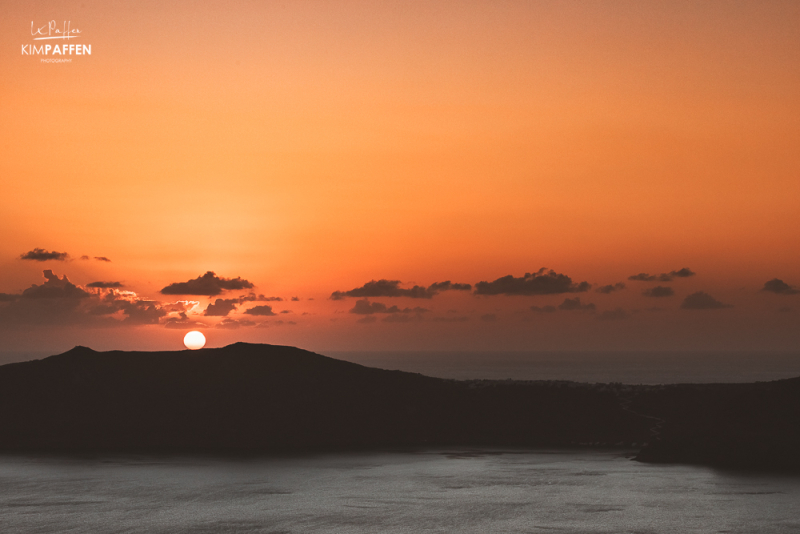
[1,449,799,533]
[2,350,800,532]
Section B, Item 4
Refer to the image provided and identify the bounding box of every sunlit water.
[1,450,799,533]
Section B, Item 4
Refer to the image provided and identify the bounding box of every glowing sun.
[183,331,206,350]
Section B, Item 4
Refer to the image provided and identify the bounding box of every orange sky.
[1,1,799,355]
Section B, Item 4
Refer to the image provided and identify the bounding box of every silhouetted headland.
[0,343,798,471]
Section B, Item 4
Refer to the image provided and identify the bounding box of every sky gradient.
[2,1,799,355]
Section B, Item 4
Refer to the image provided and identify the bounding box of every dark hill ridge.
[630,378,800,470]
[0,343,799,471]
[0,343,649,452]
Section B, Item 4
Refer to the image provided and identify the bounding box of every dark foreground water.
[1,450,799,533]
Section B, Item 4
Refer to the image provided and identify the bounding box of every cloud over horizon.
[427,281,472,292]
[331,279,470,300]
[680,292,732,310]
[762,278,799,295]
[215,318,256,329]
[160,272,254,296]
[474,269,590,296]
[349,298,429,315]
[628,268,696,282]
[19,248,69,262]
[0,271,186,327]
[86,281,124,289]
[204,298,240,317]
[22,270,90,300]
[243,305,277,316]
[595,283,626,294]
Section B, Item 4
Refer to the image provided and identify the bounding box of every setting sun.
[183,331,206,350]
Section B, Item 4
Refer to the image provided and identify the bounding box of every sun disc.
[183,331,206,350]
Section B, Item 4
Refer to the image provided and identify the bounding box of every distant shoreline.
[1,343,798,472]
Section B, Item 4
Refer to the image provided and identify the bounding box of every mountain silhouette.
[0,342,798,471]
[0,343,648,452]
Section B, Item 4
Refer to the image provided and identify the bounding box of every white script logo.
[21,21,92,61]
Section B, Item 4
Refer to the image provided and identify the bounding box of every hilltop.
[0,342,798,471]
[0,343,648,452]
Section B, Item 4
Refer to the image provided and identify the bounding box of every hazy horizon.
[3,345,800,385]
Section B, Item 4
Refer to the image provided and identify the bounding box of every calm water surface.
[1,450,799,533]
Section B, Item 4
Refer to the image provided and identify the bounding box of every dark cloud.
[237,293,282,302]
[643,286,674,298]
[87,291,173,325]
[480,313,497,322]
[350,299,391,315]
[160,271,254,296]
[243,305,276,316]
[117,300,167,324]
[0,293,19,302]
[598,308,628,321]
[629,268,695,282]
[761,278,799,295]
[79,255,90,260]
[331,279,434,300]
[474,268,590,296]
[291,296,300,301]
[22,270,89,299]
[86,281,124,289]
[0,271,173,327]
[204,298,239,317]
[88,302,120,316]
[332,279,472,300]
[427,281,472,292]
[681,292,732,310]
[280,310,292,314]
[595,283,626,294]
[530,305,557,313]
[628,273,659,282]
[349,299,429,315]
[215,318,256,329]
[357,316,378,324]
[162,301,197,313]
[19,248,69,261]
[163,312,203,329]
[558,297,596,312]
[94,256,112,262]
